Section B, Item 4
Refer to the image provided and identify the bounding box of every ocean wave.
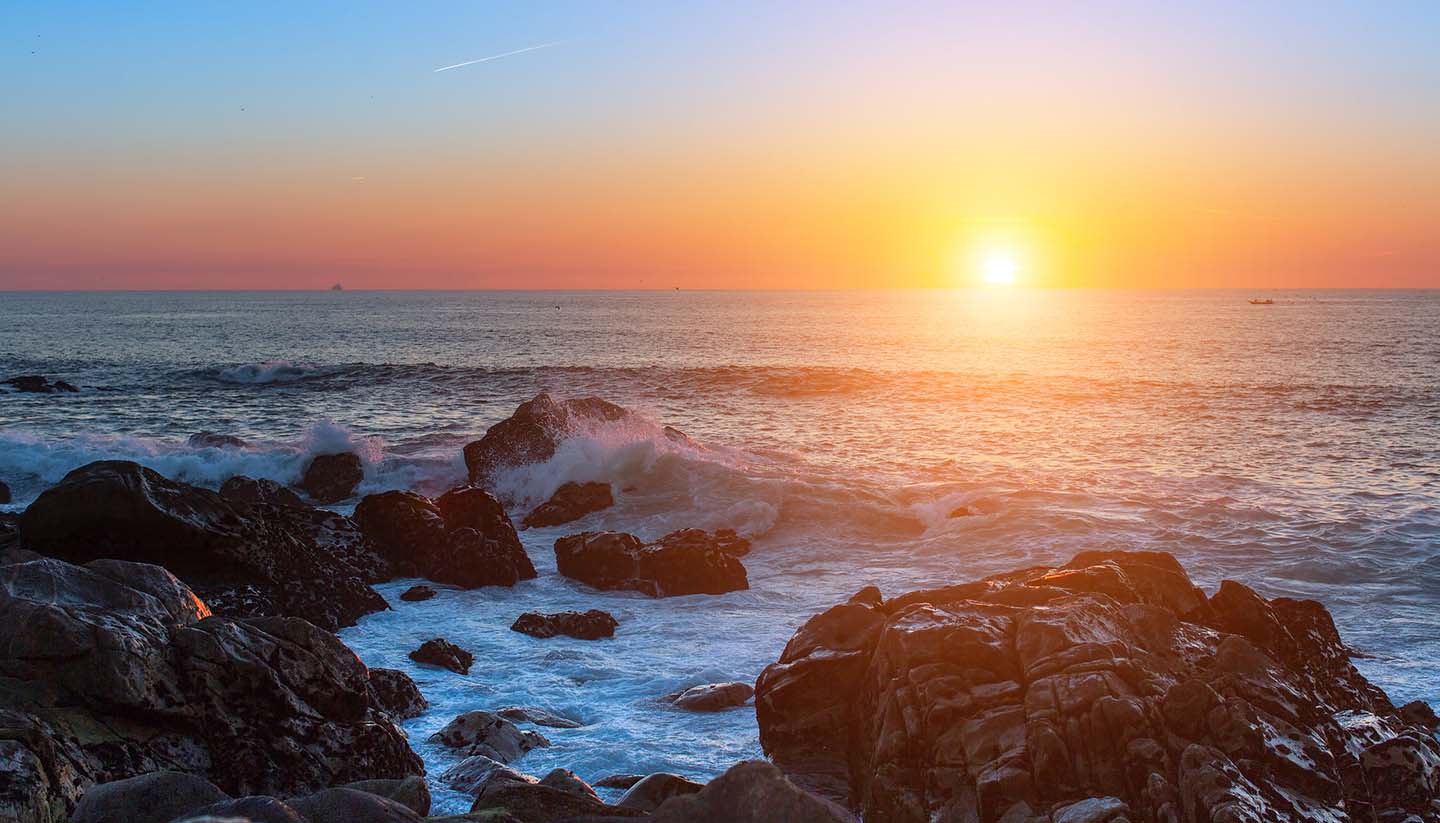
[211,361,343,384]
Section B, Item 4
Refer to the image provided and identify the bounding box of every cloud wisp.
[433,41,562,73]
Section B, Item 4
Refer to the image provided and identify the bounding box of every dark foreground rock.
[74,772,429,823]
[2,375,78,393]
[368,668,428,719]
[220,474,307,508]
[522,481,615,528]
[408,637,473,674]
[615,772,704,811]
[669,681,754,712]
[755,549,1440,822]
[355,488,535,588]
[16,460,389,630]
[650,760,856,822]
[555,528,749,596]
[300,452,364,503]
[511,608,618,640]
[0,556,421,821]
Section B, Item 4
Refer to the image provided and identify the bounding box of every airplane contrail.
[433,41,562,73]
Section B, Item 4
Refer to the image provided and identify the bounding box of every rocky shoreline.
[2,392,1436,822]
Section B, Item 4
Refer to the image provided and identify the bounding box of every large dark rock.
[354,488,534,588]
[511,609,618,640]
[399,585,435,602]
[286,786,422,823]
[615,772,704,811]
[0,480,11,504]
[650,760,855,823]
[300,452,364,504]
[430,710,550,763]
[466,766,647,821]
[220,475,306,508]
[71,771,229,823]
[0,556,421,822]
[462,392,631,486]
[368,668,428,719]
[16,460,388,630]
[669,681,754,712]
[554,528,749,597]
[522,481,615,528]
[408,637,473,675]
[3,375,78,393]
[755,550,1440,822]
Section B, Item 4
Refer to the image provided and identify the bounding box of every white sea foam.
[215,360,336,384]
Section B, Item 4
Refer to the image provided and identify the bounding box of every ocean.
[2,288,1437,813]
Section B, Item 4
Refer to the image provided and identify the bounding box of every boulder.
[468,780,646,822]
[2,375,78,393]
[189,432,249,449]
[669,681,754,712]
[462,393,630,486]
[539,768,600,801]
[522,481,614,528]
[614,772,704,811]
[16,460,388,630]
[220,475,306,508]
[496,706,584,728]
[300,452,364,504]
[71,771,229,823]
[341,776,431,817]
[755,550,1440,822]
[0,557,421,821]
[354,489,535,588]
[368,668,428,719]
[398,584,435,602]
[430,710,550,762]
[595,774,646,790]
[186,796,306,823]
[554,528,748,597]
[440,754,514,794]
[408,637,473,675]
[286,786,422,823]
[511,609,618,640]
[650,760,855,823]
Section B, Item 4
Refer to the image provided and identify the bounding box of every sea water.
[2,289,1437,812]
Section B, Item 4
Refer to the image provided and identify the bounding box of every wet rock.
[522,481,615,528]
[1400,699,1439,730]
[399,584,435,602]
[72,771,229,823]
[669,681,755,712]
[189,431,248,449]
[187,795,306,823]
[511,608,618,640]
[430,710,550,762]
[441,754,514,794]
[408,637,473,674]
[539,768,600,801]
[496,706,584,728]
[462,392,630,486]
[3,375,78,393]
[220,475,306,508]
[368,668,428,719]
[469,780,645,821]
[341,776,432,817]
[16,460,388,630]
[355,489,535,589]
[0,480,10,504]
[595,773,646,790]
[650,760,855,823]
[554,528,748,597]
[286,786,422,823]
[300,452,364,504]
[615,773,704,811]
[755,549,1435,822]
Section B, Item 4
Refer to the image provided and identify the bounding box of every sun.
[980,251,1020,285]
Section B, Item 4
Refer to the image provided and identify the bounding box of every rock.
[595,774,646,790]
[496,706,584,728]
[408,637,473,674]
[286,787,422,823]
[341,776,431,817]
[399,584,435,602]
[615,773,704,811]
[72,771,229,823]
[670,681,754,712]
[511,609,618,640]
[430,710,550,762]
[300,452,364,504]
[947,504,975,517]
[0,480,10,504]
[2,375,78,393]
[522,481,615,528]
[469,780,645,822]
[554,528,749,597]
[187,796,307,823]
[368,668,428,719]
[354,489,535,588]
[1400,699,1439,730]
[189,431,249,449]
[462,392,630,486]
[0,557,421,821]
[539,768,600,801]
[755,550,1438,822]
[650,760,855,823]
[16,460,388,630]
[220,475,306,508]
[440,754,515,794]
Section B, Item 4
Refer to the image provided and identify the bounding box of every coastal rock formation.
[220,474,307,508]
[462,392,630,485]
[555,528,749,596]
[615,773,705,811]
[511,608,618,640]
[408,637,473,674]
[16,460,388,630]
[399,584,435,601]
[754,549,1440,822]
[2,375,78,393]
[430,710,550,762]
[189,431,248,449]
[300,452,364,503]
[354,488,535,588]
[0,556,421,821]
[74,773,429,823]
[467,771,647,820]
[669,681,755,712]
[522,481,615,528]
[368,668,428,719]
[649,760,856,823]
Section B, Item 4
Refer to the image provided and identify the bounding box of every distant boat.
[330,283,344,291]
[1248,298,1274,305]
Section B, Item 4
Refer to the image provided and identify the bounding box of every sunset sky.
[3,1,1438,289]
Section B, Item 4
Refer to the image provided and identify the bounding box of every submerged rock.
[398,584,435,601]
[430,710,550,763]
[189,431,248,449]
[511,608,618,640]
[554,528,749,597]
[2,374,78,393]
[650,760,855,823]
[368,668,427,719]
[522,480,615,528]
[16,460,388,630]
[300,452,364,503]
[220,475,306,508]
[496,706,585,728]
[355,488,535,589]
[755,549,1439,822]
[408,637,473,675]
[669,681,755,712]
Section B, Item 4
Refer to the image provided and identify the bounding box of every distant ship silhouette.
[330,283,343,291]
